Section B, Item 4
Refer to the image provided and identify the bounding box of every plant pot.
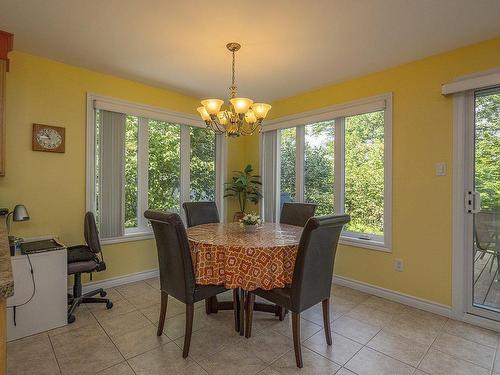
[244,224,257,233]
[233,211,245,222]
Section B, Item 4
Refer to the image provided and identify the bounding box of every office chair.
[67,212,112,323]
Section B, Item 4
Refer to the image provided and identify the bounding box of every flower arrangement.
[239,213,262,233]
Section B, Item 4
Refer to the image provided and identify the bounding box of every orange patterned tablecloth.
[187,223,302,291]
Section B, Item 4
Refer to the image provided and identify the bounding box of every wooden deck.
[474,251,500,310]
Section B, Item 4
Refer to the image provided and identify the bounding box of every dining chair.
[144,209,232,358]
[182,201,241,330]
[280,202,317,227]
[245,214,350,368]
[474,211,499,277]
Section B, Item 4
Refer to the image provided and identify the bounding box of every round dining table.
[186,222,302,334]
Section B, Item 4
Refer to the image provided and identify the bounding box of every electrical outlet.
[394,258,404,272]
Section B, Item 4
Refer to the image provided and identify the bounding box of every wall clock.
[32,124,65,153]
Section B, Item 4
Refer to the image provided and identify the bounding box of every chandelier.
[197,42,272,137]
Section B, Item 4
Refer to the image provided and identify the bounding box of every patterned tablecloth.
[187,222,302,291]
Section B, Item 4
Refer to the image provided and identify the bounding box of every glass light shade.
[244,109,257,124]
[251,103,272,119]
[217,111,228,126]
[230,98,254,114]
[197,106,211,121]
[201,99,224,115]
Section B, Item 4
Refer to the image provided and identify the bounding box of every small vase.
[244,224,257,233]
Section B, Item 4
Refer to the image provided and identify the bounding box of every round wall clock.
[32,124,65,153]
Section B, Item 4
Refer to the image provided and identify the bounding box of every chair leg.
[245,292,255,338]
[183,304,194,358]
[205,298,211,314]
[157,291,168,336]
[233,289,240,332]
[322,299,332,345]
[292,312,303,368]
[239,289,245,336]
[278,307,286,321]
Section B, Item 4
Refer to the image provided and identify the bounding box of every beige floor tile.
[99,310,153,338]
[173,323,242,362]
[495,346,500,374]
[50,322,123,374]
[250,311,283,332]
[257,367,282,374]
[48,307,97,337]
[162,308,212,340]
[268,314,322,341]
[271,346,341,374]
[336,369,357,375]
[97,362,135,375]
[367,329,429,367]
[89,297,137,321]
[303,330,362,366]
[301,299,356,325]
[360,295,406,314]
[7,333,60,375]
[431,332,495,369]
[144,276,161,290]
[115,280,157,298]
[128,288,161,309]
[111,325,170,359]
[140,298,185,324]
[198,345,268,375]
[419,348,490,375]
[345,347,415,375]
[385,315,441,346]
[345,304,394,328]
[100,287,124,301]
[443,319,499,347]
[332,316,381,344]
[331,285,371,305]
[396,307,447,331]
[127,341,200,374]
[238,329,292,364]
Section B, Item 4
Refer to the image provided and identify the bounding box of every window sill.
[101,231,154,245]
[339,236,391,253]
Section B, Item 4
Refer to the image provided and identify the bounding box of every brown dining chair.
[245,214,350,368]
[280,202,317,227]
[144,209,233,358]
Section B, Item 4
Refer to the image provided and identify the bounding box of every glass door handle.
[465,191,481,214]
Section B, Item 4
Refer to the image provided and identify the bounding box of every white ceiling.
[1,0,499,102]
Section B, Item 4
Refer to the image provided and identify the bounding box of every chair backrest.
[475,211,497,250]
[84,212,102,254]
[280,202,317,227]
[182,201,220,228]
[290,214,350,312]
[144,210,196,304]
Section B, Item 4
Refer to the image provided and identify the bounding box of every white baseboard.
[333,274,453,318]
[70,268,159,294]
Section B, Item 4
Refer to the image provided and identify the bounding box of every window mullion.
[215,134,227,222]
[137,117,149,230]
[180,125,191,219]
[295,125,305,202]
[334,117,345,214]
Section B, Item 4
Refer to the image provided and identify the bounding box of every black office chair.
[280,202,317,227]
[144,210,232,358]
[67,212,112,324]
[245,214,350,368]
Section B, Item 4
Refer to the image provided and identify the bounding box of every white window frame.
[86,93,227,244]
[262,93,392,252]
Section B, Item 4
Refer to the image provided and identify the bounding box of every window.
[87,94,225,242]
[267,94,392,251]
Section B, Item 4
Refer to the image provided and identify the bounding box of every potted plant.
[239,213,262,233]
[224,164,262,222]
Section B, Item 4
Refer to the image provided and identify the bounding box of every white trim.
[180,125,191,221]
[383,94,393,250]
[334,118,345,215]
[215,134,227,223]
[442,69,500,95]
[339,236,390,252]
[295,126,305,202]
[91,93,204,128]
[262,94,387,132]
[333,274,453,319]
[136,117,149,231]
[100,231,153,245]
[86,95,97,213]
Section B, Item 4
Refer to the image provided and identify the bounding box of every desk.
[7,245,67,341]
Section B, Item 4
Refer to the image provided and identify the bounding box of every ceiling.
[1,0,499,102]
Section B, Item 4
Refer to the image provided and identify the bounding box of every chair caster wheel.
[100,291,107,297]
[106,301,113,309]
[68,315,76,324]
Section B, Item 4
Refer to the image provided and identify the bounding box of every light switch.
[435,162,447,176]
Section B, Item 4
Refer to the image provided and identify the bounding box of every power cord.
[7,252,36,326]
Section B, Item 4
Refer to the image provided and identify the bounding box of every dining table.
[186,222,303,335]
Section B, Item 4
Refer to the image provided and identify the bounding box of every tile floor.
[7,278,500,375]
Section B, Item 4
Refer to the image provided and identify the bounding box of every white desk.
[7,248,67,341]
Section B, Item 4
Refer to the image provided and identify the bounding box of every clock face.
[36,128,62,149]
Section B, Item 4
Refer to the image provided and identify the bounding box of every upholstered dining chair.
[144,210,232,358]
[280,202,317,227]
[245,214,350,368]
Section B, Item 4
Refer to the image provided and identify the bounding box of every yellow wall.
[0,51,200,282]
[231,37,500,306]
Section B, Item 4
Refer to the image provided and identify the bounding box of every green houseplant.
[224,164,262,222]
